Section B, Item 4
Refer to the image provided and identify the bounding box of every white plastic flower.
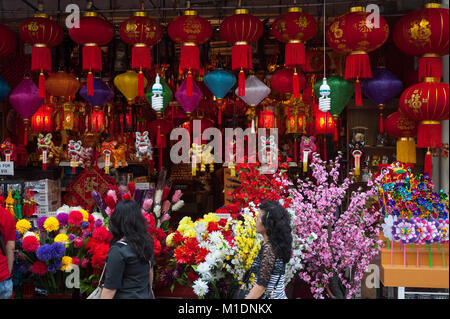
[382,215,397,239]
[192,279,209,297]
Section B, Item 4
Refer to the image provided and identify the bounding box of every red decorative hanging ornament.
[393,3,449,81]
[19,12,64,98]
[326,6,389,106]
[168,7,212,97]
[119,10,162,97]
[399,77,449,176]
[68,11,114,96]
[31,104,54,132]
[384,111,418,164]
[271,6,317,97]
[220,8,263,96]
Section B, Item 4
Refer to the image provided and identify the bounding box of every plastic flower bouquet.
[15,205,102,296]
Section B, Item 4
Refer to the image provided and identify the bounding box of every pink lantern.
[9,78,44,145]
[175,78,203,118]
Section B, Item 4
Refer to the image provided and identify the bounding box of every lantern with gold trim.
[326,6,389,106]
[168,5,212,96]
[384,111,417,165]
[19,12,64,98]
[119,9,162,97]
[271,6,316,97]
[31,104,54,132]
[399,77,449,176]
[68,11,115,96]
[114,70,148,105]
[393,3,449,81]
[220,8,264,96]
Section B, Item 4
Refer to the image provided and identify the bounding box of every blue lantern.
[0,77,11,101]
[204,69,236,99]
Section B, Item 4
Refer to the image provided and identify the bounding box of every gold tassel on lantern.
[397,137,416,164]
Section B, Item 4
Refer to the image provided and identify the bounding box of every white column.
[442,0,449,193]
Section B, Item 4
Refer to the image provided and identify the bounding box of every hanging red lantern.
[313,103,336,136]
[220,8,264,96]
[270,67,306,97]
[271,6,316,97]
[393,3,449,81]
[89,108,106,133]
[399,77,449,176]
[258,107,276,129]
[168,8,212,96]
[326,6,389,106]
[31,104,54,132]
[120,11,163,97]
[384,111,417,164]
[68,12,114,96]
[19,13,64,98]
[0,23,17,58]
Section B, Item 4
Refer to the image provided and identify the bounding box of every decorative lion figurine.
[135,131,152,161]
[299,136,317,172]
[37,133,61,165]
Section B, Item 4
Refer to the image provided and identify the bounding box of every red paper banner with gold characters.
[63,166,116,210]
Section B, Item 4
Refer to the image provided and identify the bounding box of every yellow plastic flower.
[54,234,69,245]
[166,233,176,247]
[202,213,219,223]
[61,256,73,271]
[16,219,32,234]
[79,209,89,222]
[43,217,59,232]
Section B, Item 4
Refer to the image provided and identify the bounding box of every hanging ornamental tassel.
[424,148,432,177]
[379,104,385,133]
[345,52,372,81]
[397,137,416,164]
[83,44,101,96]
[41,149,47,171]
[132,44,151,71]
[418,55,442,81]
[238,69,246,96]
[38,71,46,98]
[186,71,193,97]
[218,107,222,125]
[156,125,163,148]
[138,70,145,97]
[87,71,94,96]
[180,44,200,74]
[354,79,363,106]
[293,69,300,99]
[285,41,305,67]
[417,121,442,149]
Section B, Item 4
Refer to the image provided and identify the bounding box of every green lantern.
[146,74,173,117]
[314,75,354,120]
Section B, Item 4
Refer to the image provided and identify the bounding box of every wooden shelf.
[364,145,396,150]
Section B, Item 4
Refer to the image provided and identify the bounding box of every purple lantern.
[79,77,114,110]
[9,78,44,145]
[175,78,203,117]
[362,68,403,133]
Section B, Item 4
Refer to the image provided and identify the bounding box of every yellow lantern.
[114,70,148,104]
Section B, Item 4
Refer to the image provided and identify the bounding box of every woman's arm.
[100,287,117,299]
[149,266,154,297]
[245,284,266,299]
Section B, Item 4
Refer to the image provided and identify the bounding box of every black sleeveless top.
[103,241,154,299]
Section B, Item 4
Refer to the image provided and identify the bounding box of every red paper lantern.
[270,68,306,96]
[0,23,17,58]
[168,9,212,96]
[119,12,163,97]
[20,13,64,98]
[313,103,337,137]
[31,104,54,132]
[326,6,389,106]
[89,108,106,133]
[399,77,449,175]
[384,111,417,164]
[68,12,114,96]
[220,9,264,96]
[393,3,449,81]
[272,7,317,69]
[258,108,276,129]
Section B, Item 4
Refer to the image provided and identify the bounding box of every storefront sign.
[0,161,14,175]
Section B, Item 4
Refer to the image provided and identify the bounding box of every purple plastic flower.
[36,244,52,262]
[37,216,47,232]
[68,234,76,241]
[392,219,418,244]
[82,231,90,238]
[80,221,90,230]
[15,231,21,241]
[49,242,66,260]
[94,219,103,228]
[48,260,62,273]
[56,213,69,227]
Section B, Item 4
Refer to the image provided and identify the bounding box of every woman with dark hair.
[100,200,155,299]
[245,200,293,299]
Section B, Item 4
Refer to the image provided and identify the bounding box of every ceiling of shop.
[0,0,429,30]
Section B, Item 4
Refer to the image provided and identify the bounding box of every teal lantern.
[204,69,236,124]
[146,74,173,118]
[314,75,354,122]
[0,77,11,101]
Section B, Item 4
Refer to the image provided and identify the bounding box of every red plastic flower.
[92,226,112,243]
[68,211,83,226]
[195,247,208,265]
[72,257,80,266]
[187,269,198,283]
[31,261,48,275]
[152,236,161,256]
[207,222,220,233]
[22,236,39,253]
[74,238,84,249]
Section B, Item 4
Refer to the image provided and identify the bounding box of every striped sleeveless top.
[250,242,287,299]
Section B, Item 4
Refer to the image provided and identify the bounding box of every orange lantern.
[45,71,80,102]
[31,104,54,132]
